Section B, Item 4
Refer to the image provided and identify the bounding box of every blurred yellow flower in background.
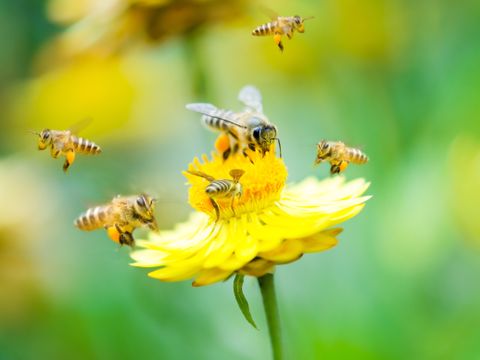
[0,159,57,324]
[331,0,390,60]
[9,57,136,143]
[131,149,370,286]
[44,0,250,64]
[447,136,480,248]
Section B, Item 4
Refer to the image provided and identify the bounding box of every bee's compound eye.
[136,196,146,208]
[295,16,302,24]
[322,143,329,150]
[252,127,262,141]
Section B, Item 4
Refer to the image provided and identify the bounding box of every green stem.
[258,273,283,360]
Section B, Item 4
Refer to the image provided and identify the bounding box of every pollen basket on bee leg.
[215,134,231,154]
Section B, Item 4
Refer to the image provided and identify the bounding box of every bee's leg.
[330,161,348,175]
[273,32,284,52]
[330,161,339,175]
[222,148,231,161]
[62,160,70,172]
[63,150,76,172]
[242,149,255,164]
[232,143,240,155]
[230,196,236,218]
[210,198,220,222]
[222,131,240,161]
[111,224,135,247]
[119,231,135,247]
[50,147,60,159]
[148,219,159,232]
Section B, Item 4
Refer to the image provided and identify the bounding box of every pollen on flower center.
[184,149,287,220]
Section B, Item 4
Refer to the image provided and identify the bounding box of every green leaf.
[233,274,258,329]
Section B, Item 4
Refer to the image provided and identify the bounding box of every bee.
[252,14,314,51]
[315,140,369,175]
[74,194,158,247]
[186,85,281,160]
[187,169,245,221]
[32,120,102,172]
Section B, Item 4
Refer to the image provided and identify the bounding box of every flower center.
[185,149,287,220]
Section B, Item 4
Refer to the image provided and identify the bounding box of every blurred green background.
[1,0,480,359]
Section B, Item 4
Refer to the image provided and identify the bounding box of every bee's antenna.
[275,138,282,158]
[196,112,248,129]
[303,16,315,21]
[27,130,40,136]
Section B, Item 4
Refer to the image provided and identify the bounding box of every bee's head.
[134,194,158,231]
[252,125,277,153]
[37,129,51,150]
[315,140,331,163]
[293,15,305,32]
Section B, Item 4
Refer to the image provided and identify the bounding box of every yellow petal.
[299,230,340,253]
[192,268,233,287]
[259,239,304,263]
[240,259,275,277]
[130,249,167,267]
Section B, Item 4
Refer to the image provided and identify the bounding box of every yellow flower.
[45,0,250,61]
[131,148,370,286]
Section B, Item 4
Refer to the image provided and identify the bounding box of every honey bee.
[252,14,314,51]
[186,85,281,160]
[315,140,369,175]
[74,194,158,247]
[187,169,245,221]
[32,120,102,172]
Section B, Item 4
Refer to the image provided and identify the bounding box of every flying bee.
[187,169,245,221]
[74,194,158,247]
[315,140,369,175]
[186,85,281,160]
[31,119,101,172]
[252,14,314,51]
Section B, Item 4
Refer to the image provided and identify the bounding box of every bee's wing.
[186,103,247,129]
[185,103,219,116]
[259,5,279,20]
[67,117,93,134]
[238,85,263,113]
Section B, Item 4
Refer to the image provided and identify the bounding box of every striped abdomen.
[74,205,112,231]
[205,180,234,198]
[252,21,278,36]
[346,148,369,164]
[202,109,237,132]
[72,136,102,155]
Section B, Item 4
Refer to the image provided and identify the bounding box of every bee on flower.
[186,85,281,160]
[186,169,245,221]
